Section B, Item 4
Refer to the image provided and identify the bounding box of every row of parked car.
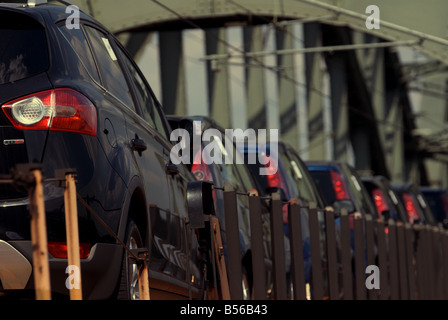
[168,114,448,299]
[1,1,447,300]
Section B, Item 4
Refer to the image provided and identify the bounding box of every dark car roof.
[0,1,97,21]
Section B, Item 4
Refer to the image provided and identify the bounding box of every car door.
[112,40,204,298]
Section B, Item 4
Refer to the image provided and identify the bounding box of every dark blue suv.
[0,1,206,299]
[306,161,377,224]
[238,142,327,286]
[167,115,274,299]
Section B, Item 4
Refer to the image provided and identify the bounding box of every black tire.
[117,219,144,300]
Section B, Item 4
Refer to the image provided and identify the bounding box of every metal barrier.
[211,184,448,300]
[2,166,448,301]
[0,164,150,300]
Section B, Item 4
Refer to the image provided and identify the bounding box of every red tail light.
[262,155,287,192]
[191,148,216,201]
[1,89,97,136]
[372,188,389,216]
[331,170,349,200]
[48,242,92,259]
[191,148,213,182]
[260,155,289,223]
[266,165,281,188]
[403,193,419,224]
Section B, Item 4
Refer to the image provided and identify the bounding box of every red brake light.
[1,89,97,136]
[48,242,92,259]
[372,188,389,216]
[191,148,213,182]
[261,154,287,191]
[260,154,289,224]
[403,193,419,224]
[266,165,281,188]
[331,170,349,200]
[191,148,216,202]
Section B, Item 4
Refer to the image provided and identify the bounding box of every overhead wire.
[150,0,426,154]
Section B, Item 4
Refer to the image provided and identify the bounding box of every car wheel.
[117,219,144,300]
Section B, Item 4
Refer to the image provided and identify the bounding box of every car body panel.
[0,3,205,299]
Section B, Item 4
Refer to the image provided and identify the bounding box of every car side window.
[84,26,134,109]
[57,25,100,83]
[223,134,258,192]
[116,45,169,140]
[281,151,315,203]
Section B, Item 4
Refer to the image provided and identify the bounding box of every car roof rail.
[28,0,47,7]
[55,0,78,6]
[27,0,79,7]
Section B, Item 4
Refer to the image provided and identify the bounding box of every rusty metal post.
[29,169,52,300]
[376,218,388,300]
[210,215,231,300]
[396,222,408,300]
[388,219,400,299]
[414,224,425,299]
[270,192,287,300]
[404,223,416,299]
[249,195,266,300]
[324,210,339,300]
[223,183,243,300]
[422,226,432,299]
[137,250,150,300]
[288,203,306,300]
[309,203,324,300]
[339,209,353,300]
[365,215,378,300]
[353,215,366,300]
[64,172,82,300]
[443,230,448,299]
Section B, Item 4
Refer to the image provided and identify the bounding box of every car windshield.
[0,11,49,85]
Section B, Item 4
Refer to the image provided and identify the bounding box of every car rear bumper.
[0,240,123,300]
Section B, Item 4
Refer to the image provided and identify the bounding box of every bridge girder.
[69,0,448,185]
[73,0,448,66]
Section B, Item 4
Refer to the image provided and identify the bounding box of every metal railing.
[2,166,447,300]
[0,164,150,300]
[210,183,448,300]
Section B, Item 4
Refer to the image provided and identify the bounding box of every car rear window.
[0,11,49,85]
[308,170,336,206]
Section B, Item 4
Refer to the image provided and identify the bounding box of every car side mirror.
[332,199,356,214]
[381,210,391,221]
[266,187,288,202]
[186,180,215,229]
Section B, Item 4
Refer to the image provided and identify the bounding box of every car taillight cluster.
[372,188,389,217]
[403,192,419,224]
[48,242,92,259]
[191,148,216,202]
[330,170,349,200]
[1,88,97,136]
[191,148,213,182]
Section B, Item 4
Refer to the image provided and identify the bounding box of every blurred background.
[72,0,448,188]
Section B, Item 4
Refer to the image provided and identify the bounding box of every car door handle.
[131,138,147,153]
